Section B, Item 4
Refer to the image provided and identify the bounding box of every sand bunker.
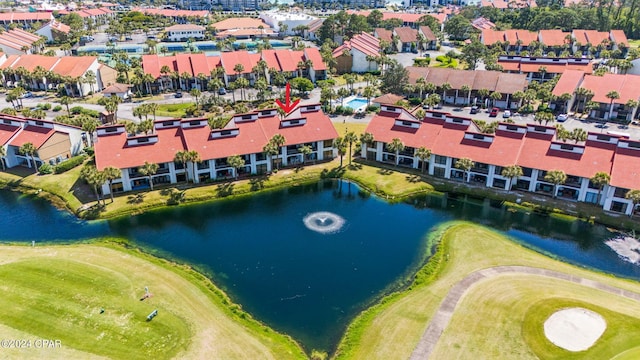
[605,236,640,265]
[544,308,606,351]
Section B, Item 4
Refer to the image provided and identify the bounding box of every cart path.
[409,265,640,359]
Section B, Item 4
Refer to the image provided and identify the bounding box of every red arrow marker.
[275,82,300,114]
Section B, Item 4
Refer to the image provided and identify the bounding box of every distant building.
[218,0,267,11]
[332,33,380,74]
[103,83,133,101]
[0,28,44,55]
[165,24,206,42]
[36,21,71,43]
[301,0,386,8]
[259,10,319,36]
[0,116,85,170]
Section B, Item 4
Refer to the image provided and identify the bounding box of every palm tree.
[84,70,96,94]
[174,150,190,183]
[59,96,72,118]
[19,142,37,172]
[460,85,471,105]
[386,138,405,166]
[190,88,201,110]
[544,170,567,198]
[477,88,490,107]
[415,147,431,173]
[440,82,451,104]
[360,132,374,157]
[625,189,640,217]
[589,171,610,205]
[570,128,588,143]
[263,142,279,172]
[233,63,245,99]
[490,91,502,107]
[81,166,107,205]
[606,90,620,120]
[298,145,312,165]
[186,150,201,180]
[344,131,358,165]
[227,155,245,179]
[267,134,286,169]
[103,166,121,203]
[501,165,523,190]
[333,136,347,167]
[138,161,159,191]
[81,118,99,146]
[455,157,475,182]
[363,86,375,106]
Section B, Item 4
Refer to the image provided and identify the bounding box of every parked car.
[489,107,499,117]
[125,36,133,41]
[20,91,33,99]
[503,110,511,118]
[218,87,226,95]
[174,91,183,98]
[470,106,479,114]
[108,36,118,42]
[556,114,568,122]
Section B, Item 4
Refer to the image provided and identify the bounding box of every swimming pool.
[345,97,368,111]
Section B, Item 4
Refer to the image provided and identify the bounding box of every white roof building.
[259,10,318,36]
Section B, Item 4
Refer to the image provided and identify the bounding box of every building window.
[434,155,447,165]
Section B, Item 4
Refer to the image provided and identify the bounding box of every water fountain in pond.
[303,212,345,234]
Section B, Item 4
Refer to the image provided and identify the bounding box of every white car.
[502,110,511,118]
[556,114,568,122]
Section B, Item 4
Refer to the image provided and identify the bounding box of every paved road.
[409,265,640,359]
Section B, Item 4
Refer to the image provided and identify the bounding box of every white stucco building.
[259,10,318,36]
[165,24,206,42]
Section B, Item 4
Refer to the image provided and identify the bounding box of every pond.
[0,180,638,353]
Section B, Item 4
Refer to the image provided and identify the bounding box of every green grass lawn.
[155,103,194,118]
[332,122,368,137]
[335,222,640,359]
[627,39,640,48]
[0,243,305,360]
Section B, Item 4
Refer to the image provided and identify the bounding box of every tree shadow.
[165,188,186,205]
[79,202,105,220]
[321,166,346,178]
[216,182,234,197]
[378,168,393,175]
[347,163,362,171]
[127,193,145,204]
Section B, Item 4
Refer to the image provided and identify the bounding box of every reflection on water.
[0,181,638,353]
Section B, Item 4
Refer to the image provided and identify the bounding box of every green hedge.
[54,154,87,174]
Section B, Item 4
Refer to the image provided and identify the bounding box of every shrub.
[342,107,354,115]
[54,154,87,174]
[52,105,62,112]
[84,147,94,156]
[409,97,422,105]
[413,57,431,67]
[366,105,378,112]
[40,103,52,110]
[70,106,84,115]
[38,163,53,174]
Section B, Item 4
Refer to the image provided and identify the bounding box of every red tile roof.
[375,28,393,43]
[274,49,304,72]
[303,47,326,71]
[211,17,269,31]
[419,26,437,41]
[610,30,628,46]
[0,12,53,22]
[333,33,380,58]
[134,8,209,18]
[584,30,609,45]
[5,54,59,72]
[517,132,614,178]
[551,70,585,97]
[220,50,260,76]
[0,123,20,145]
[394,27,418,43]
[48,20,70,34]
[538,29,570,47]
[51,56,96,78]
[94,127,186,171]
[580,73,640,104]
[166,24,205,32]
[261,49,280,71]
[610,146,640,189]
[481,29,505,46]
[143,54,220,78]
[519,62,592,74]
[11,125,56,149]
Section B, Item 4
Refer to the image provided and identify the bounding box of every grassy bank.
[334,222,640,359]
[0,241,306,360]
[1,152,636,231]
